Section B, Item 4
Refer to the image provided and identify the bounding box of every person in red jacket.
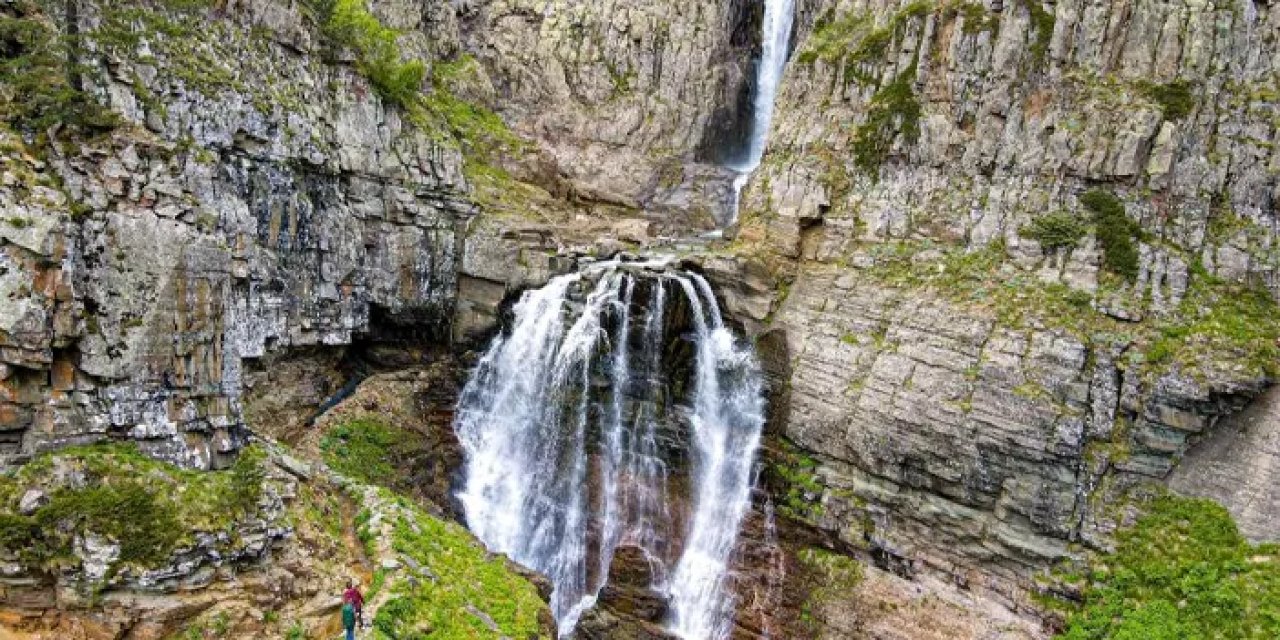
[343,579,365,628]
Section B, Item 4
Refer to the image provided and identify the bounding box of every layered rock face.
[708,0,1280,623]
[1,0,472,469]
[747,0,1278,293]
[459,0,759,217]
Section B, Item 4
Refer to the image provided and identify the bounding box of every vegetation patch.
[305,0,424,108]
[798,547,864,629]
[768,438,826,524]
[1061,495,1280,639]
[319,417,427,494]
[1018,0,1056,69]
[1020,211,1088,252]
[943,1,1000,35]
[798,2,930,86]
[371,490,549,639]
[1144,264,1280,378]
[0,1,119,138]
[1081,189,1140,280]
[1139,80,1196,121]
[852,66,921,177]
[0,443,265,576]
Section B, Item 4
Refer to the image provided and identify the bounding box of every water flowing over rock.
[728,0,796,223]
[455,258,766,638]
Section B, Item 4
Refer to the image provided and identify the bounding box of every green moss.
[1062,495,1280,639]
[852,66,921,177]
[373,491,549,638]
[1081,189,1140,281]
[0,443,266,576]
[320,417,427,494]
[1020,211,1088,252]
[1139,80,1196,121]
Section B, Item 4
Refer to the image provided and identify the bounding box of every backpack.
[342,602,356,629]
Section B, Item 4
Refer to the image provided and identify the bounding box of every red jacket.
[343,587,364,609]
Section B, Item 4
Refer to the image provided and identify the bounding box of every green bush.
[308,0,424,107]
[1140,80,1196,121]
[1020,211,1087,252]
[1062,495,1280,639]
[1081,189,1140,280]
[0,4,119,136]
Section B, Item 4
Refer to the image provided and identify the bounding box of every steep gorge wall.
[1,0,471,469]
[707,0,1280,622]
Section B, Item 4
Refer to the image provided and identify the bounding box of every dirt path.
[318,492,376,639]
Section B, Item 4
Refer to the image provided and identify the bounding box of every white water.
[728,0,796,222]
[455,261,766,639]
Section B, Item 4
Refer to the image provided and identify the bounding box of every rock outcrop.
[0,0,478,469]
[702,0,1280,628]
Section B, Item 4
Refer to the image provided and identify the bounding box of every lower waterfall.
[454,258,766,639]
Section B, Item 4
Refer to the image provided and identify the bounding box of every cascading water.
[727,0,796,222]
[455,258,766,639]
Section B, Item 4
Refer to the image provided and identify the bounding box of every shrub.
[1081,189,1139,280]
[1021,211,1087,252]
[852,67,921,177]
[308,0,424,107]
[0,4,119,136]
[1140,80,1196,121]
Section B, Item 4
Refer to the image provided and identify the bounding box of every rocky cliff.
[710,0,1280,625]
[2,0,1279,637]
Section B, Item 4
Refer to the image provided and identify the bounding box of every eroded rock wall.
[1,0,471,469]
[705,0,1280,625]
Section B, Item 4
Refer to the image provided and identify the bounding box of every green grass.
[0,443,265,576]
[371,491,549,639]
[319,417,428,494]
[1062,495,1280,639]
[1144,265,1280,378]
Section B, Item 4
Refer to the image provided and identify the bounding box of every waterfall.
[455,259,766,639]
[728,0,796,222]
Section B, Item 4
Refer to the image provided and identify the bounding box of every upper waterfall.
[454,258,766,639]
[727,0,795,223]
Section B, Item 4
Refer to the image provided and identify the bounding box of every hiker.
[341,598,356,640]
[343,579,365,628]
